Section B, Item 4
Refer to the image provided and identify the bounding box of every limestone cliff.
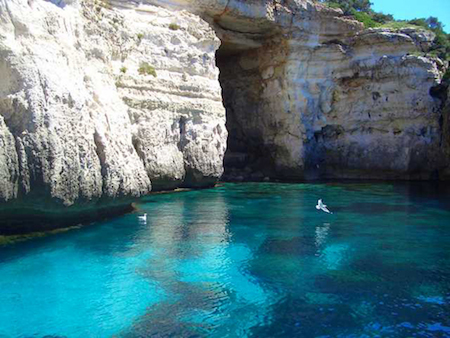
[0,0,226,232]
[441,86,450,179]
[209,1,446,181]
[0,0,448,233]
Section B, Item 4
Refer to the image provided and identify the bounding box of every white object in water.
[138,213,147,222]
[316,199,332,214]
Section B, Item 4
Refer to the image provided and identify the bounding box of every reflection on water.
[315,222,330,248]
[0,182,449,337]
[123,193,279,337]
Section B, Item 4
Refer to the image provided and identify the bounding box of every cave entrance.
[210,9,306,182]
[216,43,275,182]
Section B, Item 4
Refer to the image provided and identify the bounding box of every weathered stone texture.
[0,0,226,226]
[0,0,448,232]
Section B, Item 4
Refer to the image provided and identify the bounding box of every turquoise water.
[1,182,450,337]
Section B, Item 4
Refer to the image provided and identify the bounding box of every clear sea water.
[1,182,450,338]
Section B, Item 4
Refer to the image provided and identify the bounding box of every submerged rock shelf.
[1,182,449,337]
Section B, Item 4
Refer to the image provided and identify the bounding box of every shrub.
[120,66,127,74]
[407,18,429,29]
[138,62,157,77]
[443,69,450,83]
[371,12,394,24]
[378,21,420,30]
[324,1,342,10]
[350,9,381,29]
[409,51,426,57]
[318,0,449,67]
[321,0,372,15]
[137,33,144,41]
[169,23,180,31]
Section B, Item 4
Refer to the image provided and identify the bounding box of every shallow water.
[1,182,450,338]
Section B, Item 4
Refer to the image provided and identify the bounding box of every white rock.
[0,0,226,214]
[0,0,448,231]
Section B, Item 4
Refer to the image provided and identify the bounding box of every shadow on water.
[117,190,236,337]
[0,214,143,264]
[249,297,359,338]
[121,281,227,338]
[1,182,450,337]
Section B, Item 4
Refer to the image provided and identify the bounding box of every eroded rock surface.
[441,86,450,179]
[210,1,447,181]
[0,0,226,232]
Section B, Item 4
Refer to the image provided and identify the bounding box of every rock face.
[441,86,450,179]
[0,0,226,232]
[0,0,448,232]
[211,1,447,181]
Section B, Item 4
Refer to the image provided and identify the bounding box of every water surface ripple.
[1,183,449,337]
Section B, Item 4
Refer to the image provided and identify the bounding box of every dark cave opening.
[216,44,276,182]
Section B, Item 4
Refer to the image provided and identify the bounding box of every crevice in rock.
[429,82,449,152]
[93,131,106,194]
[131,136,147,167]
[430,82,448,105]
[177,116,188,151]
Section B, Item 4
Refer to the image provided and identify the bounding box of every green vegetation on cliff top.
[318,0,450,77]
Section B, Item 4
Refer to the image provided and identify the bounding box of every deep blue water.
[1,182,450,338]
